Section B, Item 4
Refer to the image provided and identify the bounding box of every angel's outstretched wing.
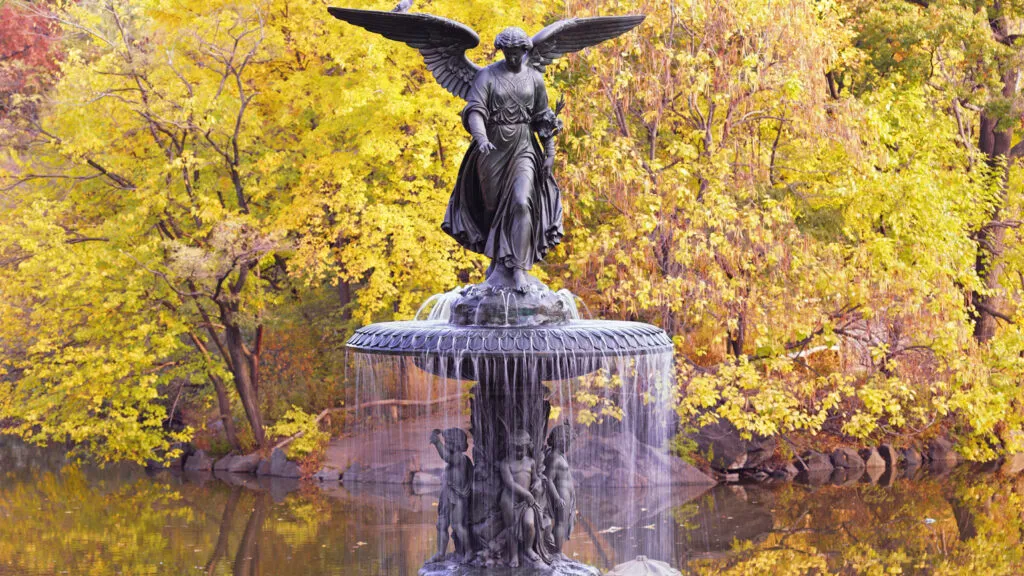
[327,7,481,100]
[528,15,645,73]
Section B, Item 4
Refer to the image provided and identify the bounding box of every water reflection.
[0,439,1021,575]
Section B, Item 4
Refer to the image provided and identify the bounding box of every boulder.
[877,444,899,468]
[902,446,922,467]
[568,434,715,487]
[794,451,832,485]
[412,470,443,487]
[256,458,272,476]
[213,454,237,471]
[928,437,959,464]
[1001,453,1024,476]
[859,447,886,470]
[183,450,213,472]
[343,453,420,484]
[688,421,776,471]
[830,447,865,470]
[770,463,798,481]
[313,467,341,483]
[228,452,261,474]
[268,447,302,478]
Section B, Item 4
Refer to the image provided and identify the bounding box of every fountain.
[329,6,706,575]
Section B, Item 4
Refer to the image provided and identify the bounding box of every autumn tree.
[0,0,533,460]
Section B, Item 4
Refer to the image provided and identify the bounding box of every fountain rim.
[346,318,674,359]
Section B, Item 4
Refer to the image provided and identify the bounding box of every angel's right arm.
[462,72,492,148]
[467,112,489,146]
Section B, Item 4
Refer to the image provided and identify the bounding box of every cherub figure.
[499,429,549,567]
[429,427,474,562]
[544,423,576,555]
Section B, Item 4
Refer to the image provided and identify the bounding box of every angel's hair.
[494,27,532,50]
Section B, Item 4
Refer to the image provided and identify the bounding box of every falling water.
[345,287,684,570]
[414,286,469,321]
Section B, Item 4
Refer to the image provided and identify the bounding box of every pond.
[0,438,1021,575]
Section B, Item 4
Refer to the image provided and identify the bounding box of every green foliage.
[266,405,328,460]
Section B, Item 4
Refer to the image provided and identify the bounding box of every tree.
[0,0,526,460]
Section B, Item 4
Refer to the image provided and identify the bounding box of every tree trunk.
[727,312,746,358]
[224,322,266,447]
[209,373,241,450]
[972,66,1018,342]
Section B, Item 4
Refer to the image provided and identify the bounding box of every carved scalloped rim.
[347,320,673,358]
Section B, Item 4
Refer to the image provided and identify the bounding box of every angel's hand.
[478,140,497,155]
[543,155,554,175]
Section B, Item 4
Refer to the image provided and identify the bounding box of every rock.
[878,444,898,468]
[794,451,832,485]
[830,447,865,470]
[343,454,419,484]
[213,454,237,471]
[313,466,341,483]
[568,433,715,487]
[183,450,213,472]
[1001,453,1024,476]
[795,451,832,473]
[412,470,442,486]
[928,437,959,464]
[859,447,886,470]
[902,446,922,467]
[688,420,776,471]
[256,458,271,476]
[770,463,798,481]
[228,452,261,474]
[607,555,682,576]
[267,447,303,478]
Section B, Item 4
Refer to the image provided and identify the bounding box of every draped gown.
[441,62,564,271]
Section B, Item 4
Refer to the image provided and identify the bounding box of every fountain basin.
[347,319,673,358]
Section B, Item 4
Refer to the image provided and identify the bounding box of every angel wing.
[327,7,481,100]
[528,15,646,73]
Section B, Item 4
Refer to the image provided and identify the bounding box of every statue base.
[450,277,573,327]
[419,556,601,576]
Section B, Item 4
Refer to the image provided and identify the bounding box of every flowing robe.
[442,62,564,271]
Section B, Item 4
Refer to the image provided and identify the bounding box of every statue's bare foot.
[427,553,446,563]
[484,264,513,289]
[524,549,541,562]
[511,268,529,291]
[509,557,520,568]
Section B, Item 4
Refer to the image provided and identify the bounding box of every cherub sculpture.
[544,423,576,555]
[429,427,474,562]
[328,7,644,290]
[498,429,549,567]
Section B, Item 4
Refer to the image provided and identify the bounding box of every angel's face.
[502,47,527,72]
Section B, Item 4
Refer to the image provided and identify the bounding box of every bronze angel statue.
[329,7,644,290]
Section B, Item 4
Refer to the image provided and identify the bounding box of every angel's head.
[494,27,532,72]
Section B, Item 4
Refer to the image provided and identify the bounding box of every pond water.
[1,438,1022,575]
